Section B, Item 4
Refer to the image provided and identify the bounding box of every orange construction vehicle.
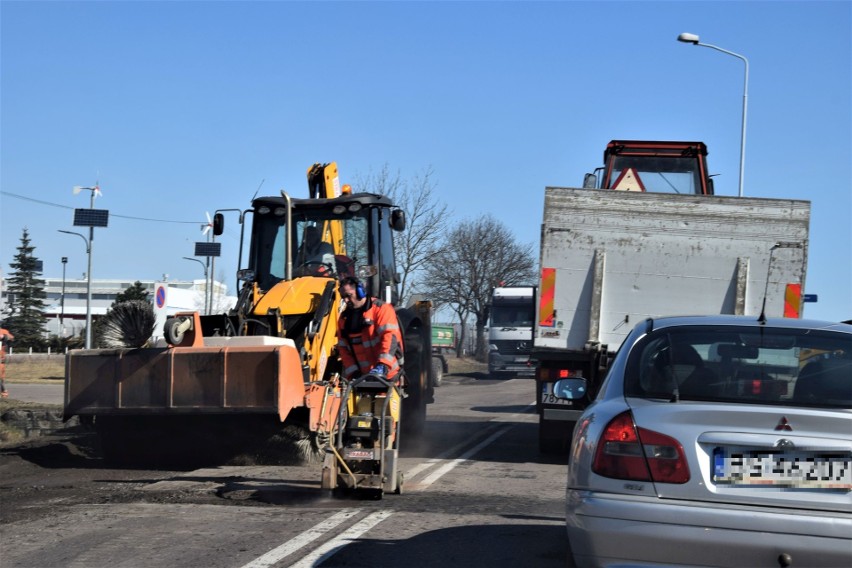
[64,163,436,497]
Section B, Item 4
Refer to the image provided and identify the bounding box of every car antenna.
[758,242,804,325]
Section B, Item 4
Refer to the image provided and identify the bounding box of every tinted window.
[624,325,852,408]
[491,302,535,327]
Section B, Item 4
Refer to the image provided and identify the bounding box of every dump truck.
[65,163,435,496]
[487,286,536,378]
[430,324,455,387]
[534,141,811,452]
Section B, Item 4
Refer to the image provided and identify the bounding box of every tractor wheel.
[431,356,443,388]
[402,334,427,436]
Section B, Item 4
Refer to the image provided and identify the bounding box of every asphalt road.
[2,383,63,405]
[0,373,573,568]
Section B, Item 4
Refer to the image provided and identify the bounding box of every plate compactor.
[321,372,403,499]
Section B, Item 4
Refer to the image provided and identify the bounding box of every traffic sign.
[156,285,166,309]
[611,167,646,192]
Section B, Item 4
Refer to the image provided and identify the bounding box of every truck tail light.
[537,367,575,381]
[592,411,689,484]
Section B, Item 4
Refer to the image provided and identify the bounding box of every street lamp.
[67,183,109,349]
[678,32,749,197]
[183,257,209,315]
[58,230,91,348]
[60,256,68,332]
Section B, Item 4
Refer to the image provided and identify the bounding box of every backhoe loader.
[64,163,434,496]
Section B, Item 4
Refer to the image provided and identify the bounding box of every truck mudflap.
[64,339,306,422]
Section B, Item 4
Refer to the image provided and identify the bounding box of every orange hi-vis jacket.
[0,328,14,380]
[337,298,404,382]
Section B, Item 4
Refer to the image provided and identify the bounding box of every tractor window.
[339,215,368,280]
[377,208,398,303]
[608,156,703,194]
[250,206,372,289]
[249,212,288,290]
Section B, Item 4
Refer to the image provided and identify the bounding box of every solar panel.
[194,242,221,257]
[73,208,109,227]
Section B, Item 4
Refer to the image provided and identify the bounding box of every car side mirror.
[553,378,588,400]
[391,209,406,231]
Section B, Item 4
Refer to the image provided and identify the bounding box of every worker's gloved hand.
[368,364,388,376]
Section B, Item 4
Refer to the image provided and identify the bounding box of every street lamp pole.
[60,256,68,332]
[183,257,209,315]
[678,32,749,197]
[58,230,91,348]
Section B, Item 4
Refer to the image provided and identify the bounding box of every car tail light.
[593,411,690,484]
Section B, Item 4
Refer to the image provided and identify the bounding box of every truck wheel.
[431,357,443,388]
[402,333,428,436]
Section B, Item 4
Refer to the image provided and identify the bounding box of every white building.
[0,276,236,339]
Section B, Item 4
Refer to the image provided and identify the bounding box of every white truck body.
[534,187,811,452]
[536,188,811,352]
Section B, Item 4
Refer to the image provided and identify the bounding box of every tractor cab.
[245,191,405,302]
[584,140,714,195]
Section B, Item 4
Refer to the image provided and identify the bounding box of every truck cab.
[487,286,536,378]
[584,140,714,195]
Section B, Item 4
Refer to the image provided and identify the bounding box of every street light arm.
[183,257,209,277]
[678,33,749,197]
[696,42,748,65]
[58,229,90,253]
[696,42,749,200]
[58,229,94,349]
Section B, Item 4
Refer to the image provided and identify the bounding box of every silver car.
[555,315,852,568]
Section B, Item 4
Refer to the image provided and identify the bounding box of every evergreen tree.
[114,281,149,304]
[4,228,48,349]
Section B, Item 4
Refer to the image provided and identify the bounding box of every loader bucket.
[64,337,304,422]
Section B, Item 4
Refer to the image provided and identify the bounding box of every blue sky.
[1,1,850,322]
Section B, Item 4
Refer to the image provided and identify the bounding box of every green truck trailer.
[430,325,455,388]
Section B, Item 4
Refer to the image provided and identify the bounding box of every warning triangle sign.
[612,168,645,192]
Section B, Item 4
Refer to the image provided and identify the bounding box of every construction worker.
[0,327,14,398]
[337,277,404,383]
[295,225,335,277]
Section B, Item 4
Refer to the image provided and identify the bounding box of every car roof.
[643,314,852,334]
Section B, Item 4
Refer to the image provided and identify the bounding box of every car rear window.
[624,325,852,408]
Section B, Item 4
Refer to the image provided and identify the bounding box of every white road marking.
[418,426,510,488]
[289,509,395,568]
[404,401,535,482]
[243,394,533,567]
[239,508,360,568]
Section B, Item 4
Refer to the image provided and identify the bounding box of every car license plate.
[713,449,852,489]
[540,383,573,406]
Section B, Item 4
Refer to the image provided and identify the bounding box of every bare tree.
[353,164,450,306]
[423,214,536,360]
